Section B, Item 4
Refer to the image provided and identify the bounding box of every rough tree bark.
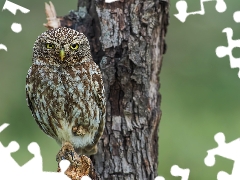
[44,0,169,179]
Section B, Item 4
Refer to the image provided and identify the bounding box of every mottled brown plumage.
[26,27,106,155]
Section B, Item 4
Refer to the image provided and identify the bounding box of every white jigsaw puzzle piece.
[171,165,190,180]
[11,23,22,33]
[21,142,42,172]
[0,124,68,180]
[105,0,120,3]
[233,11,240,23]
[0,123,20,173]
[155,176,165,180]
[0,123,91,179]
[154,165,190,180]
[205,132,240,179]
[2,0,30,15]
[0,44,7,51]
[174,0,227,22]
[0,123,9,132]
[0,141,20,173]
[1,160,71,180]
[33,160,71,180]
[215,28,240,78]
[2,0,30,46]
[81,176,92,180]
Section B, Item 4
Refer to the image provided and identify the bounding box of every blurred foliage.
[159,0,240,179]
[0,0,240,179]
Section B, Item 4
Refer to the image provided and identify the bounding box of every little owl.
[26,27,106,155]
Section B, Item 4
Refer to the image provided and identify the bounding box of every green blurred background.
[0,0,240,179]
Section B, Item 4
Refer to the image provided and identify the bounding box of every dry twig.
[44,1,60,29]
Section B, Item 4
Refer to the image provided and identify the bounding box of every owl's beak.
[60,48,65,61]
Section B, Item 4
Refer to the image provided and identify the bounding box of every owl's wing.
[26,67,35,116]
[26,89,43,130]
[26,67,40,127]
[91,67,106,115]
[26,66,57,139]
[91,65,106,142]
[26,90,34,117]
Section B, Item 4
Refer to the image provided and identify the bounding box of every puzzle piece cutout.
[0,123,92,180]
[0,124,19,172]
[174,0,226,22]
[204,132,240,179]
[105,0,120,3]
[2,0,30,33]
[2,0,30,15]
[155,165,190,180]
[11,22,22,33]
[20,142,42,172]
[1,0,30,51]
[0,123,9,132]
[233,11,240,23]
[8,160,72,180]
[215,27,240,78]
[81,176,92,180]
[0,141,20,173]
[215,8,240,78]
[0,44,7,51]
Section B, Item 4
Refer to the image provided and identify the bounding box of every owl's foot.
[72,125,88,136]
[56,141,97,179]
[56,150,74,161]
[56,142,77,163]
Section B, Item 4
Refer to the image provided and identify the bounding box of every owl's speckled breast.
[26,63,102,148]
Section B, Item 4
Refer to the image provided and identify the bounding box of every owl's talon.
[69,151,74,160]
[56,155,65,162]
[70,151,74,160]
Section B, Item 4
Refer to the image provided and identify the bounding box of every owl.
[26,27,106,155]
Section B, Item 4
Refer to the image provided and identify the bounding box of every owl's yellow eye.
[70,43,79,50]
[46,43,55,49]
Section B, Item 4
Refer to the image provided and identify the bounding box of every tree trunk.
[48,0,169,179]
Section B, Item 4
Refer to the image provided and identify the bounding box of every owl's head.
[33,27,91,66]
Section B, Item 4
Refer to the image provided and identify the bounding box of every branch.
[43,1,60,29]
